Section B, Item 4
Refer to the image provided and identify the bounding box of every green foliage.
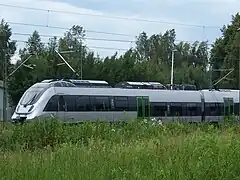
[210,13,240,89]
[1,118,240,179]
[0,19,16,80]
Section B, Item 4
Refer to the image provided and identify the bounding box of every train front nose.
[11,104,35,122]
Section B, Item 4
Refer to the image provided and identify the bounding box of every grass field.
[1,118,240,179]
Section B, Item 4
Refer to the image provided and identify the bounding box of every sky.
[0,0,239,64]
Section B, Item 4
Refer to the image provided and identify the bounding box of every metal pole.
[1,52,3,121]
[209,64,212,89]
[212,68,234,87]
[238,44,240,121]
[6,55,33,79]
[238,36,240,121]
[55,50,79,77]
[237,28,240,122]
[170,50,175,90]
[210,68,234,89]
[80,48,83,80]
[2,54,34,122]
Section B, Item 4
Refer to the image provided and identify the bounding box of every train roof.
[28,80,240,103]
[37,79,205,91]
[53,86,202,103]
[114,81,167,89]
[32,81,76,88]
[67,79,109,84]
[119,81,162,86]
[201,89,239,103]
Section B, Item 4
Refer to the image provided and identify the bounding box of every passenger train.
[11,79,240,124]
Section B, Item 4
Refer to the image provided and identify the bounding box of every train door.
[57,95,67,121]
[223,97,234,117]
[136,96,150,118]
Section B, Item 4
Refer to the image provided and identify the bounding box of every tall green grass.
[1,118,240,179]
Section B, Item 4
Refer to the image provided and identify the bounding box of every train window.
[114,96,128,111]
[196,103,202,116]
[217,103,224,116]
[181,103,187,116]
[64,95,76,111]
[186,103,197,116]
[234,103,239,115]
[90,96,110,111]
[230,103,234,115]
[170,103,182,116]
[58,96,66,111]
[151,102,167,116]
[128,96,137,111]
[212,103,219,116]
[205,103,219,116]
[109,97,115,110]
[75,96,90,111]
[44,95,58,111]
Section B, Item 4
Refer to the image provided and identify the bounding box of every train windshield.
[20,83,49,106]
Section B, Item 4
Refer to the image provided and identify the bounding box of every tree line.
[0,13,240,106]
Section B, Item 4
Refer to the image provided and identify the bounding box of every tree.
[7,30,48,105]
[5,22,221,105]
[210,13,240,89]
[0,19,16,80]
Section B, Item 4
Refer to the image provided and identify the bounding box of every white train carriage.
[201,89,239,123]
[11,80,240,124]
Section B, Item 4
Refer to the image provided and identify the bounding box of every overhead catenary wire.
[0,3,221,29]
[0,3,225,61]
[7,21,134,37]
[10,39,240,61]
[12,32,213,45]
[12,32,135,43]
[13,39,130,51]
[0,5,217,46]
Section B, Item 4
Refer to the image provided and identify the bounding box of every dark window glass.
[128,96,137,111]
[64,95,76,111]
[182,103,187,116]
[205,103,219,116]
[186,103,197,116]
[90,96,110,111]
[151,102,167,116]
[75,96,90,111]
[170,103,182,116]
[44,95,58,111]
[196,103,202,116]
[230,103,234,115]
[218,103,224,116]
[114,96,128,111]
[109,97,115,111]
[234,103,239,115]
[58,96,66,111]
